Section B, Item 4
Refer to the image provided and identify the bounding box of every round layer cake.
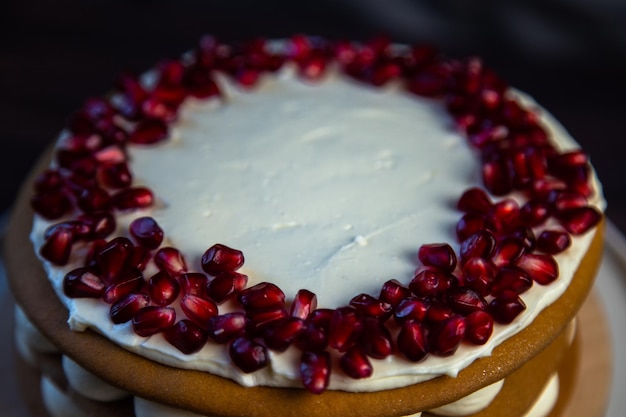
[6,36,605,417]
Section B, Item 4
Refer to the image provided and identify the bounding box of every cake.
[5,35,605,417]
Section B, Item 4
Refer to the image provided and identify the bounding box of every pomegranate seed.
[428,316,466,356]
[207,271,248,303]
[461,257,496,297]
[132,306,176,337]
[112,187,154,210]
[184,66,221,98]
[129,119,169,145]
[97,237,134,285]
[457,187,492,214]
[154,247,188,277]
[418,243,457,272]
[515,253,559,285]
[486,198,520,234]
[300,351,331,394]
[76,188,111,213]
[549,190,587,212]
[290,289,318,320]
[298,54,327,80]
[447,288,488,315]
[163,319,208,355]
[491,237,526,267]
[77,212,116,240]
[349,293,392,319]
[490,291,526,324]
[328,307,363,352]
[99,162,133,189]
[491,266,533,295]
[34,169,63,193]
[410,268,452,297]
[531,178,568,200]
[407,64,448,97]
[464,311,493,345]
[379,279,411,307]
[482,160,511,196]
[129,245,150,271]
[110,292,150,324]
[359,317,394,359]
[102,268,144,303]
[247,305,289,329]
[63,267,105,298]
[40,225,74,265]
[94,145,126,165]
[229,335,269,373]
[234,68,260,88]
[262,317,306,351]
[201,243,245,275]
[397,320,429,362]
[508,150,532,189]
[519,199,550,227]
[460,230,496,263]
[426,301,454,324]
[31,191,73,220]
[511,227,536,251]
[238,282,285,310]
[297,309,333,352]
[207,313,247,343]
[180,294,218,329]
[556,206,602,235]
[148,270,180,306]
[549,150,588,176]
[393,297,429,324]
[179,273,209,297]
[537,230,571,254]
[340,346,373,379]
[456,213,486,242]
[129,217,164,249]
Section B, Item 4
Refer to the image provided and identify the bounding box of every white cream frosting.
[522,374,560,417]
[40,375,85,417]
[62,355,129,402]
[428,379,505,416]
[30,64,605,392]
[13,305,59,366]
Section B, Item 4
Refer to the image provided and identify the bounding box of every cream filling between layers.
[31,65,605,391]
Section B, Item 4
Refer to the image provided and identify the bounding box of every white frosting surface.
[428,379,505,416]
[522,374,560,417]
[30,65,605,392]
[62,355,129,402]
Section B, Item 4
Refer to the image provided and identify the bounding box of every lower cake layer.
[13,302,578,417]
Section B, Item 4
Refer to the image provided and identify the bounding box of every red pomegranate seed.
[349,294,392,320]
[340,346,373,379]
[99,162,133,189]
[461,257,496,297]
[549,190,587,212]
[298,54,327,80]
[490,290,526,324]
[426,301,454,324]
[418,243,457,272]
[397,320,429,362]
[63,267,105,298]
[94,145,126,165]
[229,335,269,373]
[132,306,176,337]
[525,147,548,180]
[460,230,496,263]
[515,253,559,285]
[129,119,169,145]
[77,212,116,240]
[201,243,245,276]
[141,97,178,122]
[447,288,488,315]
[456,213,486,242]
[109,292,150,324]
[457,187,492,214]
[549,150,588,176]
[410,268,452,297]
[154,247,188,277]
[300,350,331,394]
[328,307,363,352]
[290,289,318,320]
[163,319,208,354]
[508,150,532,189]
[428,316,466,356]
[511,226,536,251]
[491,266,533,296]
[519,199,550,227]
[34,169,63,193]
[531,178,568,200]
[207,313,247,343]
[183,66,221,99]
[359,317,394,359]
[207,271,248,303]
[129,216,164,249]
[31,191,73,220]
[297,309,333,352]
[102,268,144,303]
[180,294,218,329]
[234,68,260,88]
[179,273,209,297]
[112,187,154,210]
[379,279,411,307]
[238,282,285,310]
[262,317,306,351]
[247,305,289,329]
[129,245,151,271]
[482,160,512,196]
[393,297,429,324]
[537,230,571,254]
[556,206,601,235]
[491,237,526,268]
[407,64,448,97]
[97,237,134,285]
[148,270,180,306]
[40,225,75,265]
[464,310,494,345]
[486,198,520,233]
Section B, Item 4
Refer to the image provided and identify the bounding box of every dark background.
[1,0,625,230]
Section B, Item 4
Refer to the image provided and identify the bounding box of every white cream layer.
[31,65,604,392]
